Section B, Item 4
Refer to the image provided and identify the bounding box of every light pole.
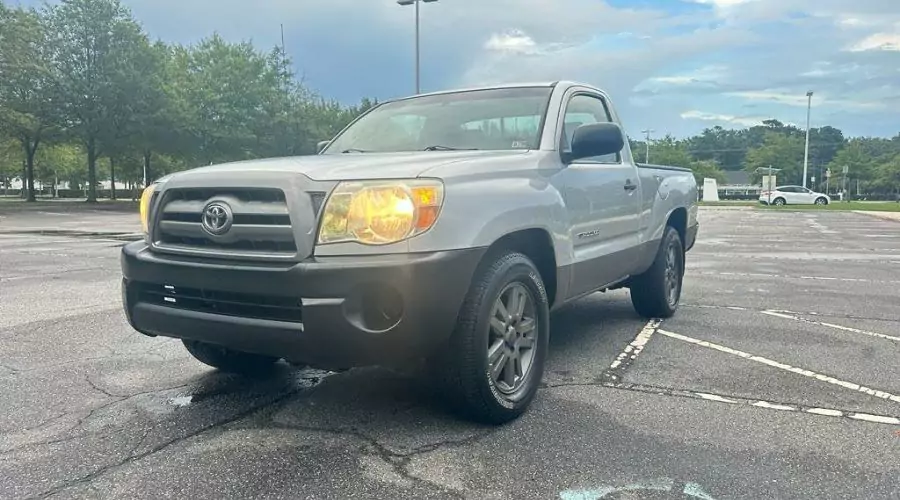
[397,0,438,94]
[802,90,813,188]
[641,129,654,163]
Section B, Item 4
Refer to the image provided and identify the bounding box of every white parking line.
[695,393,738,404]
[608,319,661,370]
[614,383,900,426]
[691,270,900,285]
[657,329,900,404]
[849,413,900,424]
[752,401,796,411]
[761,310,900,343]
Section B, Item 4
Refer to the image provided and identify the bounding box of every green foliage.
[34,143,85,188]
[645,135,693,168]
[744,132,805,183]
[874,155,900,194]
[689,160,726,185]
[43,0,157,201]
[0,2,59,200]
[0,140,22,189]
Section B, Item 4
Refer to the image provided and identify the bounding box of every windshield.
[322,87,553,154]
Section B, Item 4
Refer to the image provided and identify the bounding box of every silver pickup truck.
[122,81,699,423]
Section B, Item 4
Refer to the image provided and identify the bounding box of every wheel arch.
[479,228,559,308]
[665,207,688,249]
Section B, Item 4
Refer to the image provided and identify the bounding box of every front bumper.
[121,242,485,369]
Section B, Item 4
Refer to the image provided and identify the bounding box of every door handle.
[624,180,638,191]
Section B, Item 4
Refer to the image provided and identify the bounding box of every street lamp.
[641,129,655,163]
[802,90,813,188]
[397,0,438,95]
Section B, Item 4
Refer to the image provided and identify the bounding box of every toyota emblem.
[201,201,234,236]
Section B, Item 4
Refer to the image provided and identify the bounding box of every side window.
[561,94,619,163]
[780,186,798,193]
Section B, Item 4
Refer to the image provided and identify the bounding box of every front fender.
[408,172,572,267]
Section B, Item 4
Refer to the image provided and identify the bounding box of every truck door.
[557,92,642,297]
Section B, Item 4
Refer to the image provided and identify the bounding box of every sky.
[16,0,900,139]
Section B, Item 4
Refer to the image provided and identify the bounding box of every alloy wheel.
[487,282,538,395]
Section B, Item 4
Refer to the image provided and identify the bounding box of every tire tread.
[435,251,548,424]
[630,226,683,319]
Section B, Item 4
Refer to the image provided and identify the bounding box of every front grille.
[135,282,303,323]
[153,187,298,259]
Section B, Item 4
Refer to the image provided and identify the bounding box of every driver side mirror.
[570,123,625,162]
[317,140,331,154]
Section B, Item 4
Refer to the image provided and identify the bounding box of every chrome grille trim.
[151,187,298,261]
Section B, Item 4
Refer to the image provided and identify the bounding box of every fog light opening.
[346,284,404,333]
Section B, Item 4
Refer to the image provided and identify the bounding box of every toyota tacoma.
[122,81,699,423]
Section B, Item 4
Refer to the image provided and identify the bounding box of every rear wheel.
[182,340,279,375]
[432,251,550,424]
[629,226,684,319]
[773,197,786,206]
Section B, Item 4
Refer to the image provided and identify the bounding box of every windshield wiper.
[341,148,370,153]
[422,145,479,151]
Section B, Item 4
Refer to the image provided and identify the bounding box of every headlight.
[317,179,444,245]
[139,184,157,234]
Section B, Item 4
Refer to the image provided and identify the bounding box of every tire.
[182,340,279,375]
[629,226,684,319]
[433,251,550,425]
[773,197,786,206]
[815,197,828,206]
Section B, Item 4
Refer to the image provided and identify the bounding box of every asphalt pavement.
[1,205,898,499]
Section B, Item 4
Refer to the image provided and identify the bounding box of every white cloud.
[638,66,727,88]
[846,33,900,52]
[485,30,539,54]
[728,90,883,113]
[680,110,770,127]
[726,90,814,107]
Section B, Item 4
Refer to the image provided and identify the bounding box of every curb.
[0,229,143,241]
[852,211,900,223]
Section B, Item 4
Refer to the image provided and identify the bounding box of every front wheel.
[629,226,684,319]
[182,340,279,375]
[432,251,550,424]
[814,197,828,205]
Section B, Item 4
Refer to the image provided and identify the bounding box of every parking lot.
[1,205,898,499]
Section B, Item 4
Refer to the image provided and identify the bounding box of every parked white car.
[759,185,830,206]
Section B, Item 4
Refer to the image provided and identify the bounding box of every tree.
[827,140,877,192]
[808,126,844,170]
[873,155,900,196]
[689,159,726,185]
[646,135,692,168]
[168,35,291,165]
[34,142,84,193]
[0,4,59,201]
[43,0,151,202]
[687,126,747,171]
[744,132,805,184]
[0,140,22,193]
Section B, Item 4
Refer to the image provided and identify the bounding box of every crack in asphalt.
[0,360,20,374]
[29,388,305,500]
[266,418,491,498]
[543,380,900,424]
[0,379,195,456]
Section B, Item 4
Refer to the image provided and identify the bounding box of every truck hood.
[169,150,530,182]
